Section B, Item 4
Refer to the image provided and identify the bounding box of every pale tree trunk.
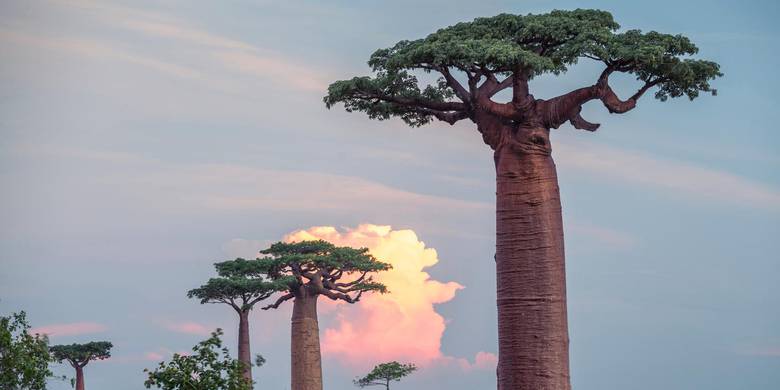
[237,309,252,384]
[75,365,85,390]
[290,290,322,390]
[493,127,570,390]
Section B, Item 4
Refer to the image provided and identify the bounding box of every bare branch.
[568,106,600,131]
[488,75,514,98]
[419,108,470,125]
[476,97,521,120]
[541,66,666,129]
[439,66,471,103]
[220,298,240,312]
[317,286,362,304]
[261,293,294,310]
[248,292,273,307]
[466,66,487,96]
[335,271,368,287]
[354,91,467,112]
[599,77,665,114]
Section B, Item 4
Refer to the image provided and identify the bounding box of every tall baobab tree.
[258,240,390,390]
[49,341,112,390]
[324,9,721,390]
[188,258,291,384]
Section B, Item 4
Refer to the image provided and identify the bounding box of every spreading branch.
[542,68,668,130]
[418,108,470,125]
[258,240,390,309]
[352,91,466,112]
[439,66,471,103]
[325,10,721,134]
[261,293,294,310]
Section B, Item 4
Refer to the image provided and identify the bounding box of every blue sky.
[0,1,778,389]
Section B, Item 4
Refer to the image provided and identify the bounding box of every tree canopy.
[187,258,293,312]
[354,361,417,389]
[50,341,112,368]
[144,329,251,390]
[324,9,721,139]
[0,311,53,390]
[258,240,391,309]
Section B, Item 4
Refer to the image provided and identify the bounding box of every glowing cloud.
[29,322,107,337]
[284,224,463,368]
[474,351,499,369]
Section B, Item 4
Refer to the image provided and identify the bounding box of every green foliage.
[50,341,112,367]
[354,361,417,389]
[367,9,618,75]
[324,9,721,126]
[0,311,53,390]
[187,258,292,311]
[144,329,251,390]
[591,29,721,101]
[258,240,391,295]
[325,71,454,127]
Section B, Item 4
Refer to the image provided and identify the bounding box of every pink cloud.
[144,351,165,361]
[434,351,498,372]
[30,322,106,337]
[473,351,499,370]
[164,321,212,336]
[284,224,463,369]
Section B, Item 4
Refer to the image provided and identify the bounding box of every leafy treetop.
[144,328,251,390]
[354,361,417,389]
[187,258,294,312]
[257,240,391,309]
[50,341,112,368]
[0,311,54,390]
[324,9,721,144]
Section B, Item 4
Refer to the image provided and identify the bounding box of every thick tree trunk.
[238,309,252,384]
[494,127,570,390]
[290,292,322,390]
[75,365,85,390]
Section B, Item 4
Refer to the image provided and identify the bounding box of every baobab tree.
[188,258,292,383]
[324,9,721,390]
[354,361,417,390]
[49,341,112,390]
[259,240,391,390]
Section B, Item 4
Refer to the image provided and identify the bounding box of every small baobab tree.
[354,361,417,390]
[50,341,112,390]
[188,258,292,383]
[258,240,391,390]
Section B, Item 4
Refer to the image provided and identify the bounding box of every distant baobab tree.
[354,361,417,390]
[259,240,391,390]
[324,9,721,390]
[188,258,292,384]
[50,341,112,390]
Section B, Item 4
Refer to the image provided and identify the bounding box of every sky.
[0,0,778,389]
